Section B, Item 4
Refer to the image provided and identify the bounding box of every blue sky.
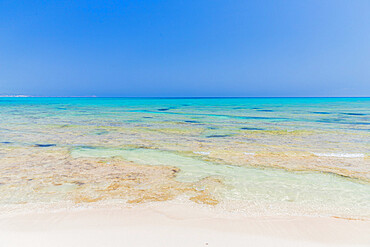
[0,0,369,97]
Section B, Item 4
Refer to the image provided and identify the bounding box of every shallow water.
[0,97,369,217]
[72,147,370,217]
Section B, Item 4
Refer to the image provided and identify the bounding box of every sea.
[0,97,369,218]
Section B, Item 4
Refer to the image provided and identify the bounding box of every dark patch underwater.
[34,144,57,147]
[184,120,200,123]
[257,109,274,112]
[312,112,331,114]
[241,127,265,130]
[206,134,231,138]
[341,113,366,116]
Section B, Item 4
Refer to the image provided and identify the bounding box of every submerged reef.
[0,147,221,206]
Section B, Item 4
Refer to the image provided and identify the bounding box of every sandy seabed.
[0,202,369,247]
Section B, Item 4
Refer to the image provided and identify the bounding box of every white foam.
[312,153,365,158]
[193,151,210,155]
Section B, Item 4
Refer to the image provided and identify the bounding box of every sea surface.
[0,97,369,218]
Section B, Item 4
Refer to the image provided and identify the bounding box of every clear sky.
[0,0,369,97]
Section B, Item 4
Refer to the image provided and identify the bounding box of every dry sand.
[0,202,369,247]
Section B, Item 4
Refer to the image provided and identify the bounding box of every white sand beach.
[2,0,370,244]
[1,202,369,247]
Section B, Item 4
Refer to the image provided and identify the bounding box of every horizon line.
[0,95,369,98]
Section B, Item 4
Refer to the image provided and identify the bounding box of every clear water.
[72,147,370,217]
[0,97,369,217]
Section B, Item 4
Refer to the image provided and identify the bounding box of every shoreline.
[1,202,369,247]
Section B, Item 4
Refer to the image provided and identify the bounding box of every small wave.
[193,151,210,155]
[312,153,365,158]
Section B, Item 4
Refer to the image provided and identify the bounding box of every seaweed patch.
[241,127,264,130]
[184,120,200,123]
[34,144,57,147]
[257,109,274,112]
[312,112,331,114]
[206,134,230,138]
[341,113,366,116]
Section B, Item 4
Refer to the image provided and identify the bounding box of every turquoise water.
[1,97,369,133]
[72,147,370,217]
[0,97,369,217]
